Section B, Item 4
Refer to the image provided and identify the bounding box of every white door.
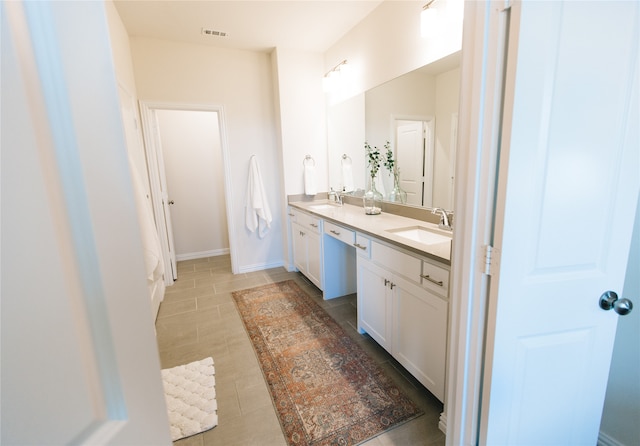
[2,1,170,444]
[143,109,178,283]
[396,120,429,206]
[481,1,639,444]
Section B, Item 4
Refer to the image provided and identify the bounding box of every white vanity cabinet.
[357,257,394,349]
[357,238,449,402]
[290,208,323,289]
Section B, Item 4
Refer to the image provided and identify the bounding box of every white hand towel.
[342,164,354,192]
[245,156,272,238]
[304,164,317,195]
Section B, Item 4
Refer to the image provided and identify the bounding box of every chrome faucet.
[328,188,343,206]
[432,208,452,231]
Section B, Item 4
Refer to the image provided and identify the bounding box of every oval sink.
[386,226,451,245]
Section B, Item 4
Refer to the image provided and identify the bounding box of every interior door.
[396,120,429,206]
[481,1,639,444]
[145,109,178,283]
[2,1,170,443]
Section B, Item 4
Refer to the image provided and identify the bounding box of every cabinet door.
[393,275,447,402]
[306,230,322,289]
[292,223,307,275]
[357,258,392,350]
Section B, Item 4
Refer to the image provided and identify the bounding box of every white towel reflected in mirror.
[342,164,354,192]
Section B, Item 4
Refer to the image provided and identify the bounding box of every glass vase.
[389,172,407,204]
[363,179,383,215]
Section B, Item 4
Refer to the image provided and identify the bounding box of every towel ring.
[341,154,352,166]
[303,155,315,167]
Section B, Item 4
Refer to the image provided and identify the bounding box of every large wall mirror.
[327,51,461,211]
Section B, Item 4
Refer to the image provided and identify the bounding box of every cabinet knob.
[390,282,395,290]
[330,230,340,236]
[353,243,367,250]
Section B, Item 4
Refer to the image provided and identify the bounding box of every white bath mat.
[161,357,218,441]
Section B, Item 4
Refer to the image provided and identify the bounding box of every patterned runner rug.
[232,280,423,446]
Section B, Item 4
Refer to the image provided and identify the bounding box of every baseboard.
[438,412,447,434]
[176,248,229,261]
[238,260,285,273]
[598,431,624,446]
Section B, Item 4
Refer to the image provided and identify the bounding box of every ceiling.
[113,0,384,53]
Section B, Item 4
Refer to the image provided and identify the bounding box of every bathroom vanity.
[288,200,451,402]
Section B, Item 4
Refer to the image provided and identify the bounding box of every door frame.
[139,101,238,277]
[444,1,512,442]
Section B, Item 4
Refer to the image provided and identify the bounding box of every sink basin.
[308,203,340,210]
[386,226,451,245]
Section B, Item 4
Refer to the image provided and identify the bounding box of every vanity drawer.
[353,233,371,258]
[371,241,421,281]
[288,207,300,223]
[290,209,322,233]
[290,210,322,233]
[420,260,450,297]
[306,215,322,233]
[324,221,355,245]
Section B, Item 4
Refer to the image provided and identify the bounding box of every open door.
[139,107,178,284]
[2,1,170,443]
[479,1,639,444]
[447,1,638,444]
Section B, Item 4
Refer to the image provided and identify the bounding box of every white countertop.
[289,200,452,265]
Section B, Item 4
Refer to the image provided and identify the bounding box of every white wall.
[156,109,229,259]
[271,48,328,271]
[130,37,284,272]
[600,193,640,446]
[272,48,328,197]
[324,0,463,101]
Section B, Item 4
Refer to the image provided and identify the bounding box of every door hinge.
[482,244,500,276]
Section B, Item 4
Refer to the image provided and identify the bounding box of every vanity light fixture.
[421,0,439,37]
[323,59,348,92]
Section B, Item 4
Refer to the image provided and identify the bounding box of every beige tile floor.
[156,255,445,446]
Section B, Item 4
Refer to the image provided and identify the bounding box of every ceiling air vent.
[201,28,228,38]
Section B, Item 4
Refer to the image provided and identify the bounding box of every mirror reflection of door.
[395,118,435,207]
